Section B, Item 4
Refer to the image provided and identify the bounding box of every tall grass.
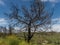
[0,32,60,45]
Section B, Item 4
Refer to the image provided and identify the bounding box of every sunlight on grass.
[0,33,60,45]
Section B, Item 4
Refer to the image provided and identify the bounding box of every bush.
[6,35,19,45]
[9,39,19,45]
[19,41,29,45]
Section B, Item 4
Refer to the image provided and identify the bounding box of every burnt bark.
[27,21,31,43]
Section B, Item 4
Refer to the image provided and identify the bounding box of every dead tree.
[5,0,53,43]
[3,27,7,36]
[8,24,14,35]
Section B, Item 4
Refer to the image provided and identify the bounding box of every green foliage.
[9,39,19,45]
[19,41,29,45]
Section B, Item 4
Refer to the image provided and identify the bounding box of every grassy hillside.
[0,32,60,45]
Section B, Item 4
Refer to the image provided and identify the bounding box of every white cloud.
[14,27,20,30]
[0,0,5,5]
[0,18,7,26]
[50,0,55,2]
[41,0,59,3]
[12,18,60,32]
[0,18,60,32]
[52,24,60,32]
[41,0,48,2]
[41,0,59,7]
[0,18,5,22]
[52,18,60,32]
[52,18,60,24]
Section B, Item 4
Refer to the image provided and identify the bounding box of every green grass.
[0,32,60,45]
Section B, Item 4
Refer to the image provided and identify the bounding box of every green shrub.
[9,39,19,45]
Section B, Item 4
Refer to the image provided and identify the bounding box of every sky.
[0,0,60,32]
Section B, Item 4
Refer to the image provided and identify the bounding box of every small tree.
[3,27,7,36]
[8,25,12,35]
[8,24,14,35]
[5,0,53,43]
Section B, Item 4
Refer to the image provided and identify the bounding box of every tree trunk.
[9,27,12,35]
[9,30,12,35]
[27,22,31,43]
[28,26,31,43]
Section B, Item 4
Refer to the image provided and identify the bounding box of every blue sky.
[0,0,60,18]
[0,0,60,32]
